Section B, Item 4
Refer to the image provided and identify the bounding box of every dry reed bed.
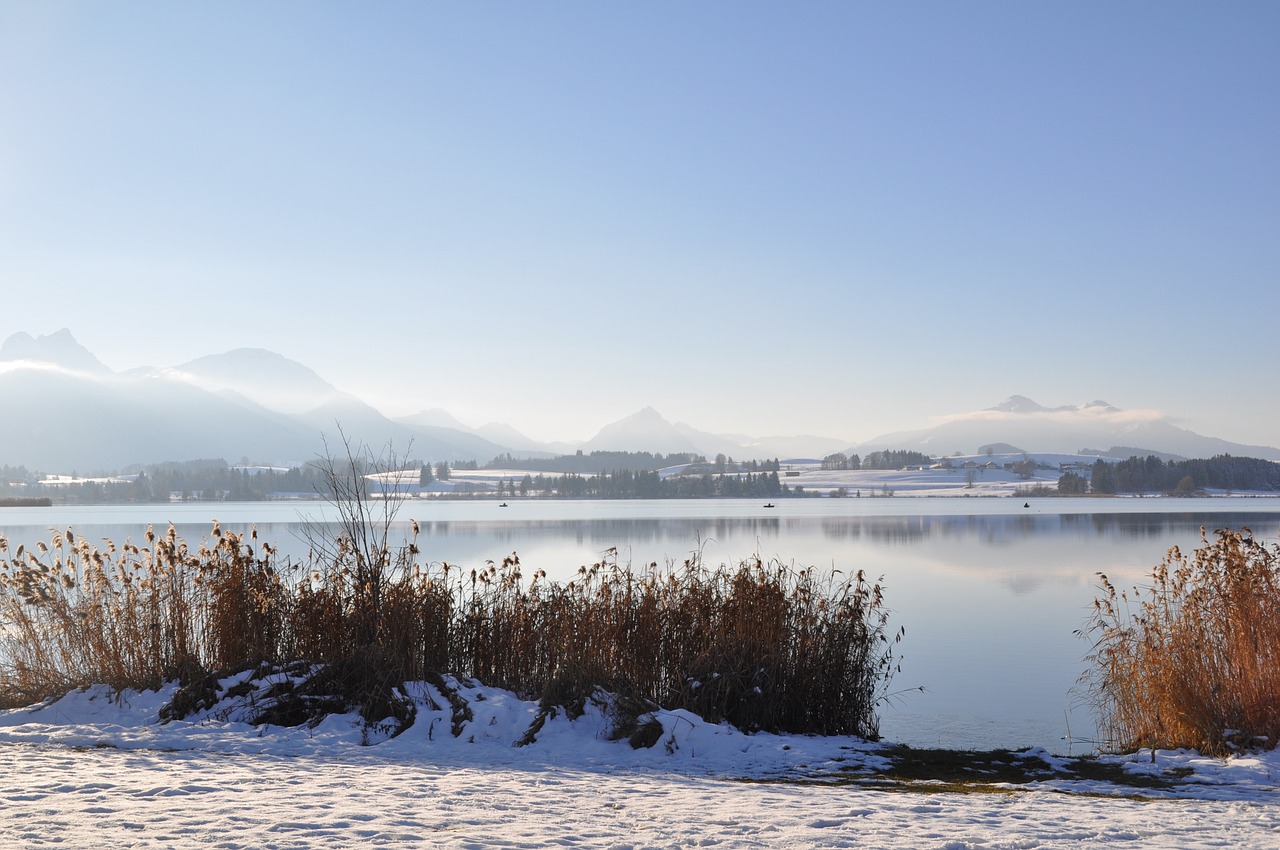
[1082,527,1280,755]
[0,524,900,739]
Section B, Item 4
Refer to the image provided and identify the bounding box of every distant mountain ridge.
[853,395,1280,463]
[578,408,852,461]
[1,331,1277,470]
[165,348,348,414]
[0,329,111,374]
[0,330,508,470]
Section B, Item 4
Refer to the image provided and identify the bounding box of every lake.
[4,496,1279,754]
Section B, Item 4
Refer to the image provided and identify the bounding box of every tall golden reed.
[0,525,900,738]
[1081,527,1280,755]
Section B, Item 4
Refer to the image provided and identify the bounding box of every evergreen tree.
[1057,471,1088,494]
[1090,460,1116,494]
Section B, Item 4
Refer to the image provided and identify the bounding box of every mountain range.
[1,330,1277,471]
[851,395,1280,462]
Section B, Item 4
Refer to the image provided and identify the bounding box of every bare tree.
[303,427,418,648]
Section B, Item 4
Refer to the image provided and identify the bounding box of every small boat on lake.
[763,503,775,508]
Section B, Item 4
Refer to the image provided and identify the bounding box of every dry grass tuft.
[1080,527,1280,755]
[0,527,901,739]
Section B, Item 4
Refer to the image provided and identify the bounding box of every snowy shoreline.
[2,676,1279,849]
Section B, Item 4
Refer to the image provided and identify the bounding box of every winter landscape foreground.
[1,680,1277,849]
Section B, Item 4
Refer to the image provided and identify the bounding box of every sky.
[1,2,1277,447]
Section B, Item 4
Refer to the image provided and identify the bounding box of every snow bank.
[2,680,1279,849]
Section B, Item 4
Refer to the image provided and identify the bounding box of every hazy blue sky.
[2,2,1277,446]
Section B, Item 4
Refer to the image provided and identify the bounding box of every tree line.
[0,461,332,504]
[820,450,933,470]
[485,451,704,474]
[0,454,789,504]
[495,469,785,499]
[1067,455,1280,495]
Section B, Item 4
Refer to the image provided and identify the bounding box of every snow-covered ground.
[2,678,1278,849]
[767,453,1109,497]
[446,453,1100,498]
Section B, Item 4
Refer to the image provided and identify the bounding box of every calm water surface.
[4,497,1279,754]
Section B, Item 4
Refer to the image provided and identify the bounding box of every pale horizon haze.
[1,2,1277,447]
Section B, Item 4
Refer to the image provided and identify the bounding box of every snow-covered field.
[2,678,1278,849]
[456,453,1109,498]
